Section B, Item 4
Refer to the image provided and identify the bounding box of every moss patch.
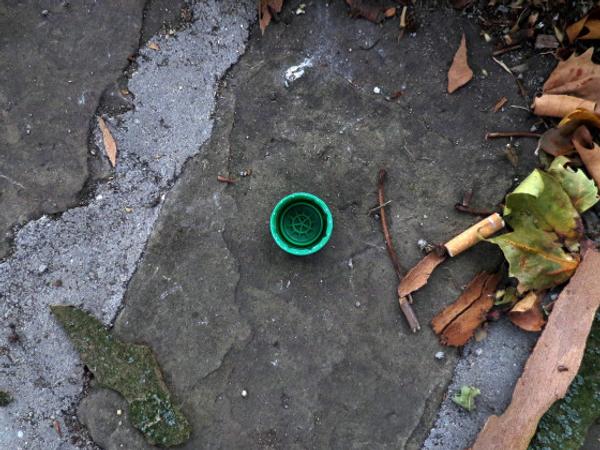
[51,305,190,447]
[529,312,600,450]
[0,390,12,406]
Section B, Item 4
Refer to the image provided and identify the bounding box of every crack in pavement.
[0,1,255,448]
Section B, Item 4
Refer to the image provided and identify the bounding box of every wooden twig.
[217,175,236,184]
[455,204,496,216]
[368,200,392,215]
[485,131,541,140]
[377,169,420,332]
[492,44,521,56]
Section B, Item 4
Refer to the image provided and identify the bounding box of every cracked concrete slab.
[77,2,553,448]
[0,1,254,448]
[0,0,148,259]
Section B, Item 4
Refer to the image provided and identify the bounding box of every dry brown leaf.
[97,116,117,167]
[471,248,600,450]
[543,48,600,104]
[147,42,160,51]
[573,125,600,187]
[259,0,284,34]
[450,0,472,9]
[566,8,600,42]
[492,96,508,112]
[384,7,396,18]
[538,108,600,156]
[447,33,473,94]
[431,272,489,334]
[532,94,595,118]
[397,252,446,298]
[508,292,546,332]
[345,0,386,23]
[436,272,501,347]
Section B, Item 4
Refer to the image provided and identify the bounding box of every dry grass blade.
[471,249,600,450]
[97,116,117,167]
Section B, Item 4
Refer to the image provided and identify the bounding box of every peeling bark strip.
[397,251,446,298]
[432,272,501,347]
[376,169,420,332]
[471,249,600,450]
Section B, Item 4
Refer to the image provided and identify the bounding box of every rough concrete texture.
[423,319,538,449]
[77,2,555,448]
[0,0,147,259]
[0,1,254,448]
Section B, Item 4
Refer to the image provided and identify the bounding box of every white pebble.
[116,409,122,416]
[373,86,381,94]
[475,348,483,356]
[241,389,248,398]
[17,431,24,438]
[434,351,445,360]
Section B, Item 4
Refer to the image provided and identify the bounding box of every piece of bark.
[397,251,446,298]
[444,213,504,257]
[471,248,600,450]
[448,33,473,94]
[259,0,283,34]
[431,272,489,334]
[508,291,546,332]
[97,116,117,167]
[573,125,600,187]
[438,272,501,346]
[532,94,596,118]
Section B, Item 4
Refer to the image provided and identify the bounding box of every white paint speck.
[284,58,312,87]
[435,351,445,360]
[17,431,24,439]
[241,389,248,398]
[373,86,381,94]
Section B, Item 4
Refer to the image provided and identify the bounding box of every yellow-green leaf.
[489,225,579,292]
[547,156,599,213]
[504,169,582,244]
[453,385,480,411]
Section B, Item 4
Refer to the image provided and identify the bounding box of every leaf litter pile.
[364,3,600,449]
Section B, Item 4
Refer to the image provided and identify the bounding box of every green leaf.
[51,305,191,447]
[452,385,480,412]
[547,156,599,213]
[494,286,518,306]
[489,225,579,292]
[504,169,581,244]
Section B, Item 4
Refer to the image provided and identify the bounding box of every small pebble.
[241,389,248,398]
[116,409,122,416]
[41,9,49,16]
[435,351,445,360]
[37,264,48,274]
[373,86,381,94]
[355,301,361,308]
[17,431,24,438]
[475,348,483,356]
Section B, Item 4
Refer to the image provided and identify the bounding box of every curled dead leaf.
[508,292,546,332]
[97,116,117,167]
[566,8,600,42]
[147,42,160,51]
[538,108,600,156]
[532,94,596,118]
[543,49,600,104]
[573,125,600,188]
[259,0,284,34]
[447,33,473,94]
[433,272,501,347]
[397,251,446,298]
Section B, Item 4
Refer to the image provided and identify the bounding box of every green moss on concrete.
[529,313,600,450]
[0,390,12,406]
[51,305,190,447]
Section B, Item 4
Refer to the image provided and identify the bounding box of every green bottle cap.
[270,192,333,256]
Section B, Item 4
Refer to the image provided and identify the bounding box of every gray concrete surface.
[0,0,145,259]
[75,2,551,448]
[423,319,538,449]
[0,1,254,448]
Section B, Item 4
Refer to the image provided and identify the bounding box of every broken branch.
[485,131,541,140]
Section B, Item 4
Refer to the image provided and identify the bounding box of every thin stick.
[485,131,541,140]
[492,44,521,56]
[377,169,420,332]
[217,175,236,184]
[455,204,496,216]
[368,200,392,215]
